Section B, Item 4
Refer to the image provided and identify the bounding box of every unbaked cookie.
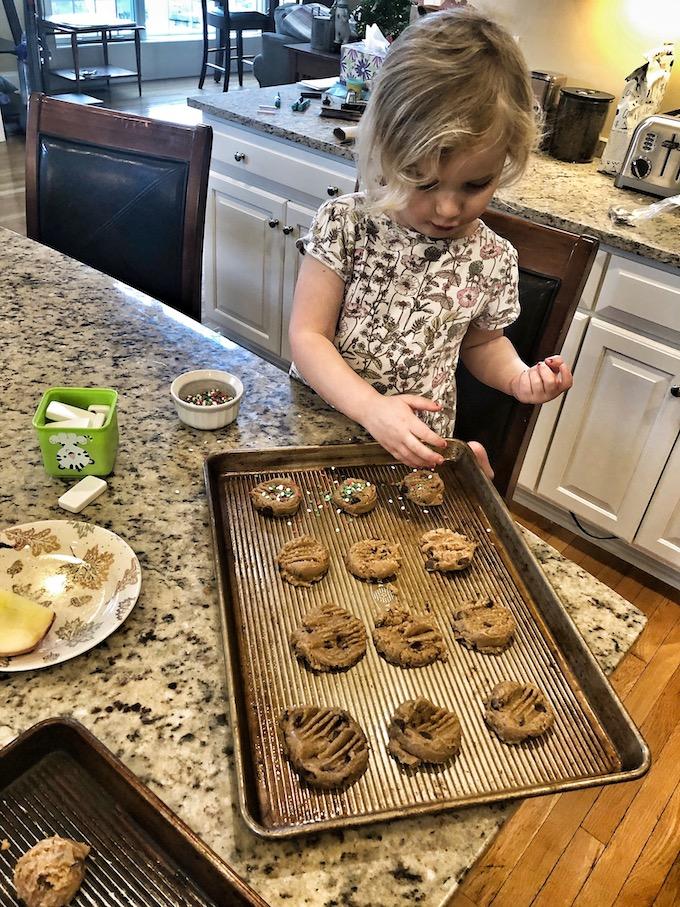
[332,477,377,515]
[387,697,462,767]
[250,477,302,517]
[419,528,477,572]
[280,705,369,789]
[13,836,90,907]
[277,536,329,587]
[484,681,555,745]
[346,539,401,582]
[452,596,516,654]
[291,602,367,672]
[372,604,447,668]
[400,470,445,506]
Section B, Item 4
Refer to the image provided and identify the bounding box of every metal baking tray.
[205,441,649,838]
[0,718,269,906]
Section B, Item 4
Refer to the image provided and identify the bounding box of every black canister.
[549,87,615,163]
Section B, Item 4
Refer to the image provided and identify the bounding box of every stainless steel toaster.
[615,113,680,197]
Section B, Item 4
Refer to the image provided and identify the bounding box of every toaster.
[615,113,680,197]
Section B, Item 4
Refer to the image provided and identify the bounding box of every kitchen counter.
[188,84,680,270]
[0,227,646,906]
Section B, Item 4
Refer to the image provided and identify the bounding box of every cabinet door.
[634,436,680,567]
[517,310,589,491]
[537,318,680,541]
[204,172,286,356]
[280,201,317,364]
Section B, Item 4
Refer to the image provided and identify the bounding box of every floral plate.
[0,520,141,672]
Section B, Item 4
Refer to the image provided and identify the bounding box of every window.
[49,0,135,18]
[46,0,266,38]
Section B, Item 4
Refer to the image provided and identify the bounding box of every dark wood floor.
[2,76,679,907]
[0,74,256,235]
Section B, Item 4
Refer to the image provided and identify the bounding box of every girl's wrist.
[508,363,529,398]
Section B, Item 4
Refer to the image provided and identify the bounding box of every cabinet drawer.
[210,122,357,202]
[594,255,680,334]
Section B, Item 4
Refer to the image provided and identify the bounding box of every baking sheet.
[205,442,649,838]
[0,719,269,906]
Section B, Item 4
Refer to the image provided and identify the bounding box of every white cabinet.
[537,318,680,543]
[281,201,316,363]
[635,436,680,565]
[518,310,589,490]
[202,118,356,362]
[204,172,286,356]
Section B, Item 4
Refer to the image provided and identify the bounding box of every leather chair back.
[455,210,598,499]
[26,94,212,320]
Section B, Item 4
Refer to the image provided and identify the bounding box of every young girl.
[289,8,573,472]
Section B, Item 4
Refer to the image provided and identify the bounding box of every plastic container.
[33,387,119,478]
[549,87,615,163]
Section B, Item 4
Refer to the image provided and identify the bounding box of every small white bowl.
[170,369,244,430]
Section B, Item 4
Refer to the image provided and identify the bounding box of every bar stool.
[199,0,276,91]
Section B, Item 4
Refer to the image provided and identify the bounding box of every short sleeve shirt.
[292,193,520,435]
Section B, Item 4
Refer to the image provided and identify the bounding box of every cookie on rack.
[451,596,516,654]
[280,705,369,789]
[250,477,302,517]
[346,538,401,582]
[419,528,477,573]
[332,477,377,515]
[400,470,445,506]
[372,604,447,668]
[484,681,555,744]
[277,535,329,587]
[291,602,367,672]
[387,697,462,767]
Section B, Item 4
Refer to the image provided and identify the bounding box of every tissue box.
[33,387,119,479]
[340,41,387,86]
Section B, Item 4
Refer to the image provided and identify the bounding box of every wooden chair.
[199,0,277,92]
[454,209,598,500]
[25,94,213,321]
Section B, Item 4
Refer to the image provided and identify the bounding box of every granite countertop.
[0,227,646,906]
[189,84,680,269]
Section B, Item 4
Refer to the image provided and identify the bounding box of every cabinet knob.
[671,385,680,398]
[234,151,246,162]
[282,225,294,235]
[268,218,280,228]
[327,185,339,197]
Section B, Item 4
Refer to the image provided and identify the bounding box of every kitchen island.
[0,227,647,905]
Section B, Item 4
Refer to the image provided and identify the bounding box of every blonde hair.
[356,8,538,213]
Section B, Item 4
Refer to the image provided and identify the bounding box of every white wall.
[475,0,680,126]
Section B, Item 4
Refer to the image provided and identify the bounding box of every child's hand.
[509,356,573,404]
[362,395,447,468]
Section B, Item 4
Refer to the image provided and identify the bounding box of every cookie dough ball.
[484,681,555,745]
[400,470,445,506]
[345,539,401,582]
[332,478,377,515]
[419,528,477,573]
[372,604,447,668]
[388,697,462,767]
[452,596,516,654]
[280,705,369,789]
[277,536,329,587]
[291,602,367,672]
[250,477,302,517]
[13,836,90,907]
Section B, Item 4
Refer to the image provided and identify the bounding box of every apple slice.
[0,588,56,657]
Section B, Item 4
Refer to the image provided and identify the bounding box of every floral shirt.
[292,193,520,435]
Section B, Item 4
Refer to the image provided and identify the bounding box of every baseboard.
[513,486,680,591]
